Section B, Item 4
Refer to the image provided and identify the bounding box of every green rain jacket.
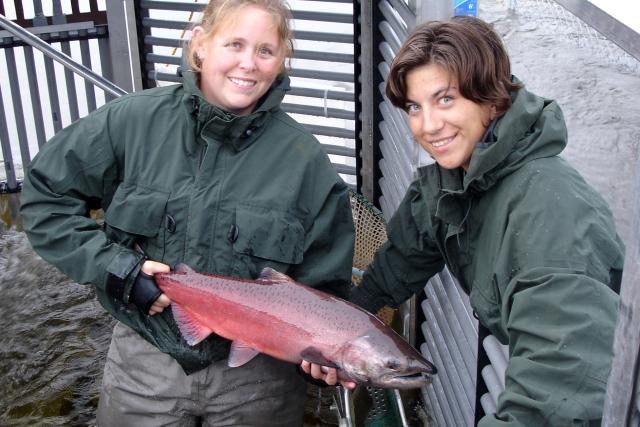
[350,83,624,425]
[20,71,355,374]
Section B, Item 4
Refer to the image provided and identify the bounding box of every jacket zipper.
[192,96,208,170]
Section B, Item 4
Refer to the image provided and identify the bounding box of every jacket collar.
[182,70,289,152]
[464,78,567,192]
[418,166,468,229]
[416,77,568,228]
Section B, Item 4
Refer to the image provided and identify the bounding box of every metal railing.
[0,1,117,195]
[0,15,125,98]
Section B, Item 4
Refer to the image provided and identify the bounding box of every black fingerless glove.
[130,271,162,313]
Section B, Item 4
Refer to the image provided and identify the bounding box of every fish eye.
[386,361,399,370]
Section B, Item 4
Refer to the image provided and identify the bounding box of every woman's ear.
[191,26,207,60]
[490,105,497,120]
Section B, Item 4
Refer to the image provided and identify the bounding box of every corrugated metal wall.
[420,270,479,425]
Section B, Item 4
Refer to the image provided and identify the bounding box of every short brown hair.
[187,0,294,72]
[386,16,522,115]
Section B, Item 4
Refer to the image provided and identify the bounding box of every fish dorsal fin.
[300,347,339,369]
[259,267,295,283]
[171,304,213,346]
[228,340,260,367]
[174,263,195,274]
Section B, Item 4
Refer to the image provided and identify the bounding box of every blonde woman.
[21,0,354,425]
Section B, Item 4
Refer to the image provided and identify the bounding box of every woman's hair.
[386,16,522,115]
[187,0,294,72]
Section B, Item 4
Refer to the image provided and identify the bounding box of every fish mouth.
[381,371,435,389]
[380,360,437,389]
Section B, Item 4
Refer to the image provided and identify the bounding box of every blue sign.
[454,0,477,16]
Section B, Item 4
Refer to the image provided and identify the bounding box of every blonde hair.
[187,0,294,72]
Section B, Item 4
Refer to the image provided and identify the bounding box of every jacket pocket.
[104,182,170,253]
[469,274,506,342]
[231,206,304,276]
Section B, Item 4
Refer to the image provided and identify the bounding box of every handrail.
[0,13,127,98]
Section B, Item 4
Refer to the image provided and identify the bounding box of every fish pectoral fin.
[228,340,260,367]
[300,347,339,368]
[171,304,213,346]
[258,267,295,283]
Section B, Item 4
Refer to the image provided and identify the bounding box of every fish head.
[337,331,436,389]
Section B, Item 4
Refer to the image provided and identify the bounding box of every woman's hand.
[140,260,171,316]
[300,360,357,389]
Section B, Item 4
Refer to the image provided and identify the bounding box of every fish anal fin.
[259,267,295,283]
[300,347,339,368]
[171,304,212,346]
[228,340,260,367]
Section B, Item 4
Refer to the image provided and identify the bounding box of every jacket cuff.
[348,284,387,315]
[105,249,145,304]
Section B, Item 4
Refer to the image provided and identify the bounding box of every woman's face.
[192,5,284,116]
[405,63,494,170]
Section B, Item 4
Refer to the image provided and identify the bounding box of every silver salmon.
[155,264,436,389]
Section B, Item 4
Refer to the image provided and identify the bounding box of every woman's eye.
[226,41,242,49]
[406,103,420,114]
[440,96,453,105]
[258,47,274,57]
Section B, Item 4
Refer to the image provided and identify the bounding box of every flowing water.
[0,227,112,426]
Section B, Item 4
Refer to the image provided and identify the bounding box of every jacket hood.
[182,70,290,152]
[421,78,568,195]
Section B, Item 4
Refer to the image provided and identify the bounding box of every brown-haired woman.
[304,16,623,426]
